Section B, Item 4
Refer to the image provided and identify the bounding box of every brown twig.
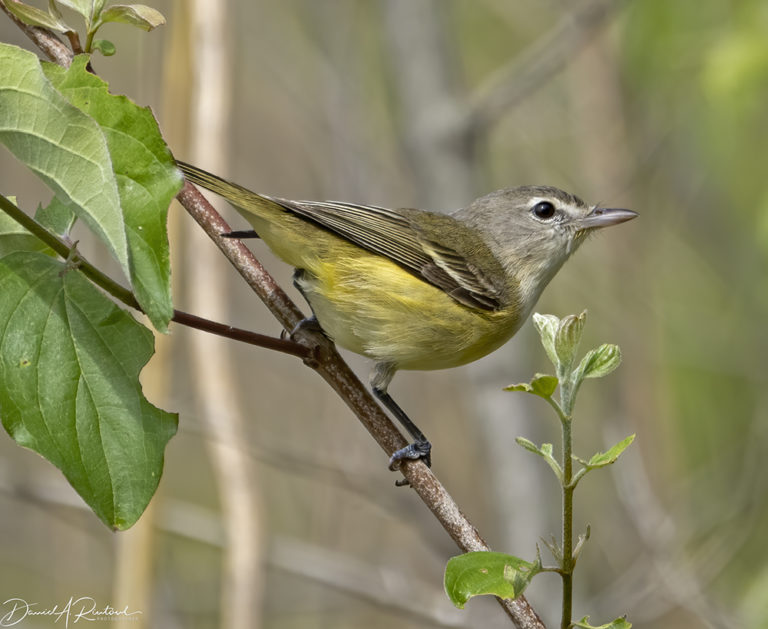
[171,310,309,359]
[65,30,83,55]
[0,0,73,66]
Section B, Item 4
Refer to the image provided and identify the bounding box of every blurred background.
[1,1,767,627]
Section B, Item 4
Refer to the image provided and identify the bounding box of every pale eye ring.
[532,201,556,220]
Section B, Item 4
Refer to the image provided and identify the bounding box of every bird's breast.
[296,251,523,371]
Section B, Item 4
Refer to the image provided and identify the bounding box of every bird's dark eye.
[532,201,556,220]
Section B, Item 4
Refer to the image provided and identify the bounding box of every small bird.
[178,161,636,469]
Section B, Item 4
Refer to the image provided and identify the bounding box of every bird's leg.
[371,363,432,474]
[221,229,261,239]
[223,232,323,338]
[374,389,432,469]
[288,269,325,337]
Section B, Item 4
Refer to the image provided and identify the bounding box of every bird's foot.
[389,440,432,486]
[283,315,324,340]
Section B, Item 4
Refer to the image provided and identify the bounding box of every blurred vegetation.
[1,1,767,628]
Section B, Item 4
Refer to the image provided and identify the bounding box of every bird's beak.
[577,207,638,230]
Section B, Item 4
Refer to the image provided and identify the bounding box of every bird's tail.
[176,160,282,218]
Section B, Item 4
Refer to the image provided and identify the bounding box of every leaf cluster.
[5,0,165,55]
[0,43,180,529]
[443,312,634,628]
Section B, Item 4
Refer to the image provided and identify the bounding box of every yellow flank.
[238,205,522,371]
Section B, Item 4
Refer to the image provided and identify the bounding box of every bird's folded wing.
[277,199,506,311]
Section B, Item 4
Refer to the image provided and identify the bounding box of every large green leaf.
[0,251,177,529]
[43,55,181,332]
[0,44,130,279]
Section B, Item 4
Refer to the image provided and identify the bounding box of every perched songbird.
[178,161,636,468]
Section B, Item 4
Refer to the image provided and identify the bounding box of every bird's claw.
[289,315,323,339]
[389,440,432,473]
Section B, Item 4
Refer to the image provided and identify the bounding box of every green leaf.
[504,382,533,394]
[515,436,540,454]
[444,551,541,609]
[515,437,563,481]
[55,0,96,19]
[532,312,560,367]
[5,1,71,32]
[504,373,558,399]
[0,251,178,529]
[554,311,586,370]
[573,615,632,629]
[36,196,77,237]
[43,55,181,331]
[586,434,635,469]
[99,4,166,30]
[531,373,558,397]
[92,39,116,56]
[573,343,622,383]
[0,44,130,281]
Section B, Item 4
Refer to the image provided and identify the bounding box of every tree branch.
[0,0,73,66]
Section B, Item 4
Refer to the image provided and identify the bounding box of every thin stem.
[570,467,588,489]
[539,565,565,574]
[170,311,310,359]
[557,366,577,629]
[545,394,567,422]
[561,416,574,629]
[66,30,83,54]
[0,194,309,359]
[546,365,578,628]
[84,27,95,53]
